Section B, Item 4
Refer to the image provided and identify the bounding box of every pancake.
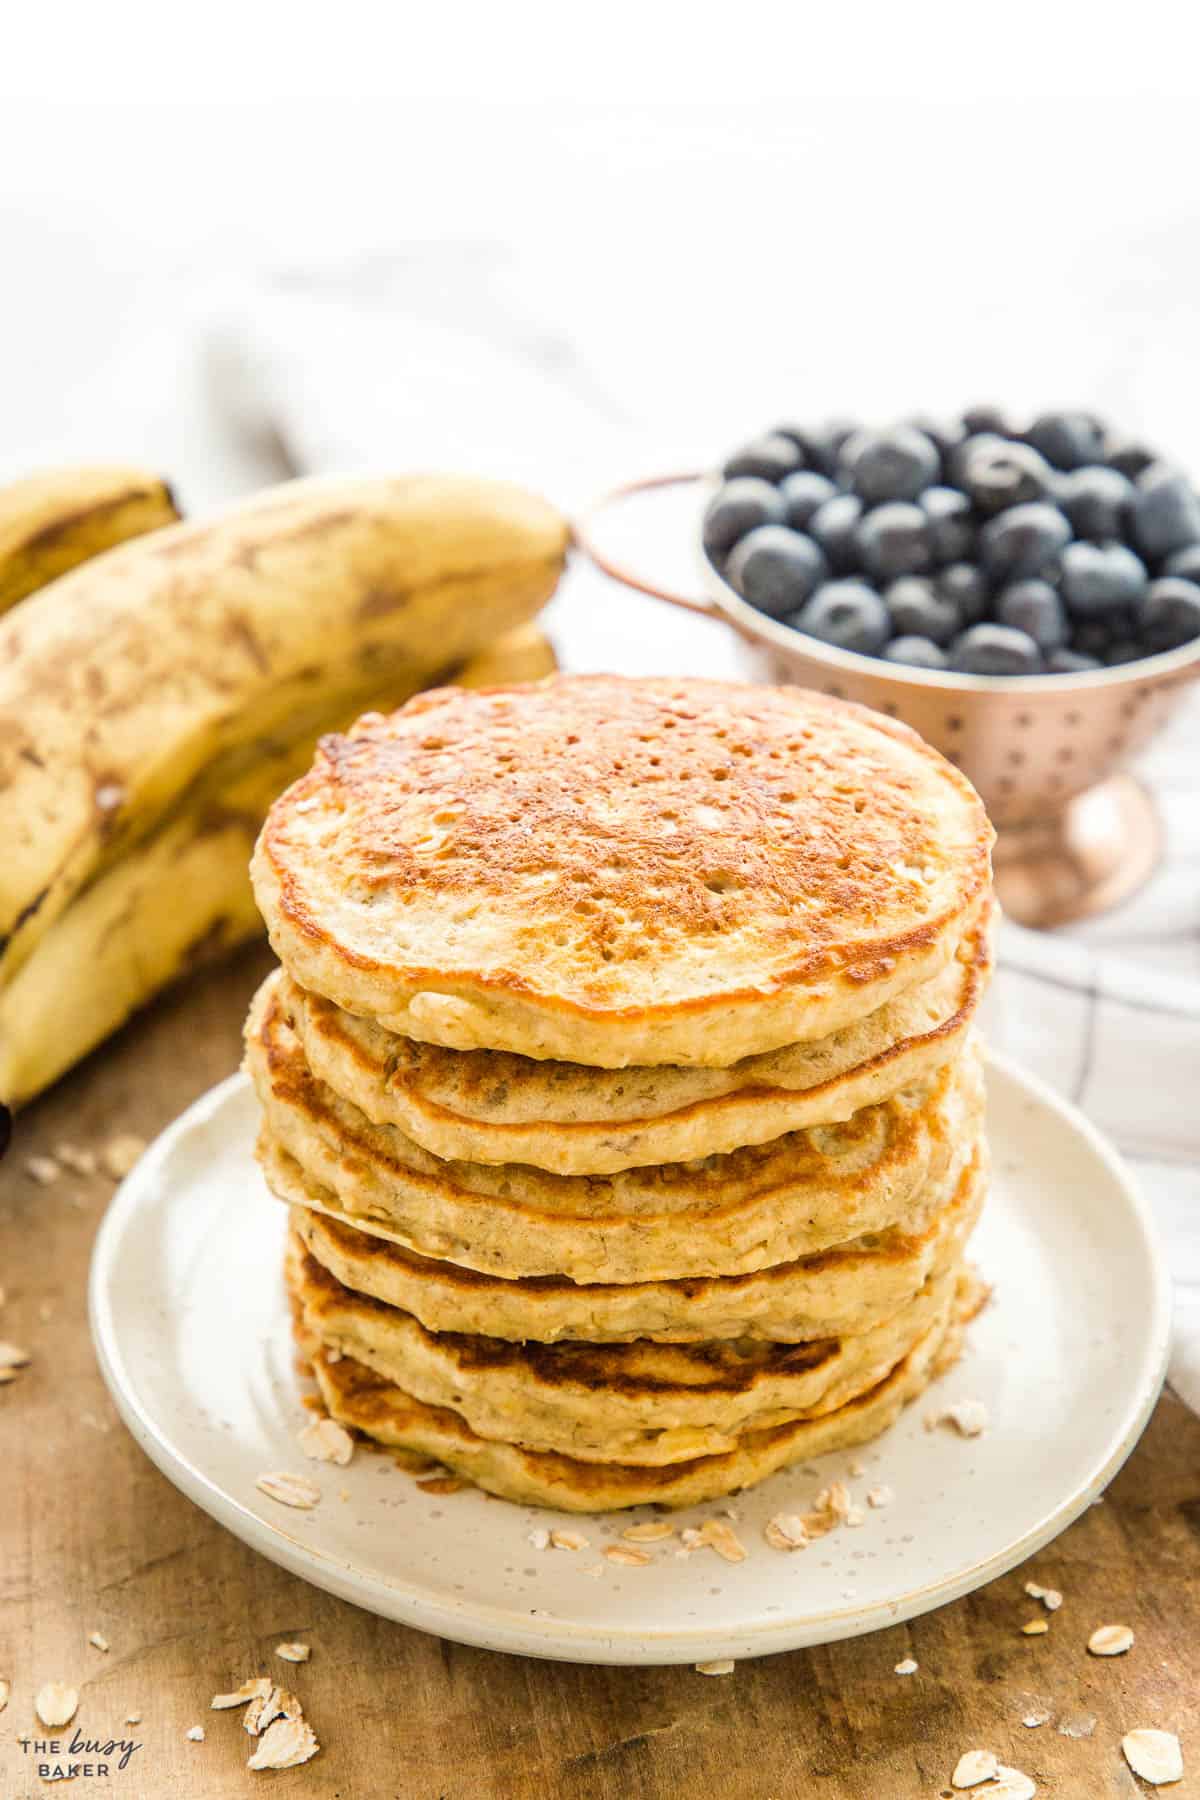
[283,1147,987,1345]
[292,1258,986,1511]
[291,1238,960,1465]
[252,677,993,1067]
[247,976,982,1281]
[281,905,992,1174]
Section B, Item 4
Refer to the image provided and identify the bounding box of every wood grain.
[1,948,1196,1799]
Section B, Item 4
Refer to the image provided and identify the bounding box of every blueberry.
[1164,544,1200,583]
[778,470,838,531]
[1071,619,1115,659]
[1104,640,1143,665]
[1060,542,1148,615]
[903,414,965,472]
[1132,465,1200,561]
[883,635,949,670]
[1137,577,1200,652]
[702,477,786,559]
[842,425,940,503]
[961,405,1012,436]
[722,433,804,483]
[1106,439,1157,480]
[808,494,865,573]
[886,576,960,645]
[1046,647,1102,673]
[937,562,989,625]
[961,438,1055,514]
[725,525,828,617]
[980,502,1072,581]
[1056,466,1136,540]
[775,419,858,477]
[995,579,1068,650]
[919,486,974,564]
[854,501,934,579]
[1024,410,1107,470]
[950,623,1042,675]
[790,581,890,655]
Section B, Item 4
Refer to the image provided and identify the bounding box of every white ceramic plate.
[89,1051,1170,1666]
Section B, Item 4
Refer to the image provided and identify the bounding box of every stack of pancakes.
[246,676,994,1512]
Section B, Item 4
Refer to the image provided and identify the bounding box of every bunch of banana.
[0,465,180,615]
[0,474,568,1111]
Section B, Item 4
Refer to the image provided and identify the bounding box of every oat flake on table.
[275,1643,311,1664]
[35,1682,79,1727]
[247,1715,319,1770]
[1121,1727,1183,1785]
[952,1748,998,1787]
[186,1725,205,1742]
[212,1677,273,1710]
[0,1678,9,1712]
[695,1659,735,1676]
[1087,1623,1134,1656]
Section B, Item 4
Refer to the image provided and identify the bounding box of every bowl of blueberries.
[581,408,1200,924]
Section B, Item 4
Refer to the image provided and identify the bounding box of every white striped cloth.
[208,278,1200,1409]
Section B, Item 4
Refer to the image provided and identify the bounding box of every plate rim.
[88,1049,1173,1666]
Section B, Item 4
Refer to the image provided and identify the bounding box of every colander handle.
[573,471,721,620]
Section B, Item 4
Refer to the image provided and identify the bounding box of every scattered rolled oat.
[699,1518,746,1563]
[952,1748,998,1787]
[87,1631,109,1652]
[1121,1729,1183,1786]
[985,1768,1036,1800]
[55,1143,97,1177]
[0,1342,30,1381]
[1041,1589,1062,1612]
[815,1481,851,1519]
[550,1529,589,1552]
[604,1544,652,1567]
[125,1712,141,1726]
[36,1683,79,1727]
[1020,1619,1049,1636]
[256,1471,321,1510]
[416,1475,467,1495]
[867,1484,893,1508]
[1088,1623,1134,1657]
[0,1678,9,1711]
[274,1643,311,1664]
[25,1154,60,1185]
[101,1133,146,1180]
[1057,1713,1095,1739]
[1021,1711,1050,1729]
[844,1504,867,1527]
[247,1715,319,1771]
[893,1657,918,1675]
[679,1527,704,1551]
[848,1457,866,1477]
[245,1685,301,1738]
[186,1725,205,1742]
[932,1399,989,1437]
[764,1512,810,1552]
[297,1417,354,1466]
[695,1659,735,1676]
[621,1520,675,1543]
[527,1528,550,1550]
[212,1677,273,1711]
[0,1284,6,1307]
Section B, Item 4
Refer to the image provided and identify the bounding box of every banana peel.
[0,465,179,615]
[0,474,569,990]
[0,624,558,1111]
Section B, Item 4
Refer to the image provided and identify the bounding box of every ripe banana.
[0,624,558,1109]
[0,465,180,616]
[0,474,569,991]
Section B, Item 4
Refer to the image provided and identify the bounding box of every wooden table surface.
[1,946,1196,1800]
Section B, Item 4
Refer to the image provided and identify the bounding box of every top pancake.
[253,676,993,1067]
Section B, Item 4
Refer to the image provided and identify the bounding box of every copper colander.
[576,471,1200,927]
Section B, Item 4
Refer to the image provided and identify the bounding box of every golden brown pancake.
[282,1147,987,1345]
[246,972,982,1281]
[252,677,993,1066]
[279,905,992,1174]
[291,1251,987,1510]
